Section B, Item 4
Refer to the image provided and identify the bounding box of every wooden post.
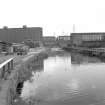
[2,66,5,79]
[11,60,13,70]
[8,62,10,70]
[8,62,11,74]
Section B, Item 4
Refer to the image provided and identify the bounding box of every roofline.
[0,27,43,30]
[43,36,56,38]
[71,32,105,34]
[58,36,70,37]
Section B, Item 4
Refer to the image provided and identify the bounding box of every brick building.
[0,26,43,44]
[70,33,105,48]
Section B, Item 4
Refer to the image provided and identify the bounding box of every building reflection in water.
[70,53,103,65]
[20,58,44,102]
[24,58,44,84]
[27,58,44,72]
[19,51,105,105]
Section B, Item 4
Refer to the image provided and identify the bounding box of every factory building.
[42,36,57,47]
[57,36,71,47]
[0,26,43,44]
[70,33,105,48]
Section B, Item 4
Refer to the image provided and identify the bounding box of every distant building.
[12,43,29,55]
[70,33,105,48]
[0,26,43,44]
[24,39,41,48]
[57,36,71,47]
[42,36,57,47]
[0,41,12,53]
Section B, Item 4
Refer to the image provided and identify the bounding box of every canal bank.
[12,50,105,105]
[63,46,105,58]
[0,48,48,105]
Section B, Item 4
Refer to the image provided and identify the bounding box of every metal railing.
[0,58,14,80]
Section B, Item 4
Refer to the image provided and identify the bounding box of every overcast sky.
[0,0,105,36]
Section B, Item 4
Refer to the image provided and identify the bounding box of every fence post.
[2,66,5,79]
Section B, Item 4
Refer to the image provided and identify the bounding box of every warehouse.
[70,33,105,48]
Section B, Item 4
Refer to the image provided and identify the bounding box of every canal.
[14,50,105,105]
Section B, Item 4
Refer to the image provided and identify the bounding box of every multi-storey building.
[70,33,105,48]
[0,26,43,44]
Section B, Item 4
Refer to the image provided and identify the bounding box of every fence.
[0,58,14,80]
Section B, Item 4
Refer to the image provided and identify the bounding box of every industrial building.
[0,41,13,54]
[70,33,105,48]
[57,36,71,47]
[42,36,57,47]
[12,43,29,55]
[0,26,43,44]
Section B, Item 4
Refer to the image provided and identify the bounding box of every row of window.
[82,35,102,41]
[58,37,70,40]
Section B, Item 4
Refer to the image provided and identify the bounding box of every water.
[14,51,105,105]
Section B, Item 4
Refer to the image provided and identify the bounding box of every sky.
[0,0,105,36]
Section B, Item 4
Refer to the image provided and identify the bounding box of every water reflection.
[71,53,102,65]
[28,58,44,72]
[19,52,105,105]
[67,79,79,94]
